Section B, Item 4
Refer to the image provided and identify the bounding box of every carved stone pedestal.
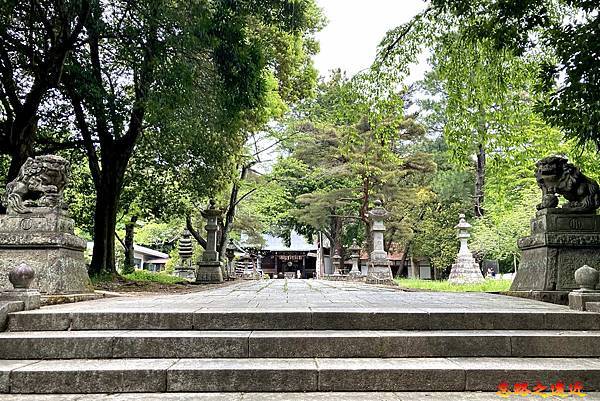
[366,261,393,284]
[196,261,224,283]
[448,214,484,285]
[511,209,600,291]
[0,213,91,294]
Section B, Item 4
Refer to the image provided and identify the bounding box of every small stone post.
[348,239,362,277]
[195,200,224,283]
[0,263,41,310]
[367,200,393,283]
[332,251,342,275]
[568,265,600,310]
[448,214,484,284]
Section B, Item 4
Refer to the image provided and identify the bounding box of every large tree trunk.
[122,215,138,274]
[218,164,251,262]
[6,121,37,183]
[89,158,128,276]
[474,143,486,217]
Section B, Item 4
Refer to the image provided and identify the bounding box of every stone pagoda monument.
[195,200,224,283]
[173,229,195,280]
[366,200,393,283]
[448,214,484,284]
[0,155,91,293]
[511,156,600,292]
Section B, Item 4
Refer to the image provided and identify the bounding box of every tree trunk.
[88,160,127,276]
[474,143,486,217]
[398,241,411,277]
[122,215,138,274]
[6,122,37,183]
[218,164,251,262]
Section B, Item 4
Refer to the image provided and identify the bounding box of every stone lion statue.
[4,155,70,214]
[536,156,600,213]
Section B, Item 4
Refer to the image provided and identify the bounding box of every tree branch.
[232,188,257,208]
[115,232,125,249]
[186,213,207,249]
[379,7,433,63]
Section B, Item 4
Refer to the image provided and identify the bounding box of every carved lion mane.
[535,156,600,213]
[4,155,70,214]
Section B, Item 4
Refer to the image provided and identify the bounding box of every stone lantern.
[367,200,393,283]
[195,200,224,283]
[332,251,342,275]
[448,214,484,284]
[348,239,362,277]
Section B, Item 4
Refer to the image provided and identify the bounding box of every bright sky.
[313,0,429,80]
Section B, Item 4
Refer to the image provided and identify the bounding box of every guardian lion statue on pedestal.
[4,155,70,215]
[536,156,600,213]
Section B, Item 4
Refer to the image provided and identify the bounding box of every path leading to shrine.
[2,279,600,397]
[8,278,580,314]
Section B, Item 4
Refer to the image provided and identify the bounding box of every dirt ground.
[92,277,239,295]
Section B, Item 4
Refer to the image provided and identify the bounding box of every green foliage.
[396,278,511,293]
[122,270,187,285]
[430,0,600,147]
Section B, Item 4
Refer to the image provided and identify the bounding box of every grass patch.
[122,270,188,285]
[395,278,511,292]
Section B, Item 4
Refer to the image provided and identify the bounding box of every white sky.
[313,0,429,79]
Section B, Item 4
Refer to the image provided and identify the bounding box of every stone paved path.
[28,279,573,313]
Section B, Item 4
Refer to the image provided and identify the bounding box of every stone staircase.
[2,307,600,394]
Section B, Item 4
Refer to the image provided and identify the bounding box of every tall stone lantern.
[367,200,393,283]
[348,239,362,277]
[332,251,342,275]
[195,200,224,283]
[448,214,484,284]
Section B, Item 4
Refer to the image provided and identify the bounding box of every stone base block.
[568,291,600,311]
[173,268,196,281]
[0,246,91,294]
[0,289,40,310]
[448,256,484,285]
[503,290,569,305]
[196,261,224,283]
[366,262,393,284]
[512,209,600,291]
[0,213,91,294]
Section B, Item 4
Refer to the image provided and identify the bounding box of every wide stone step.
[3,394,600,401]
[2,357,600,393]
[8,309,600,331]
[2,330,600,359]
